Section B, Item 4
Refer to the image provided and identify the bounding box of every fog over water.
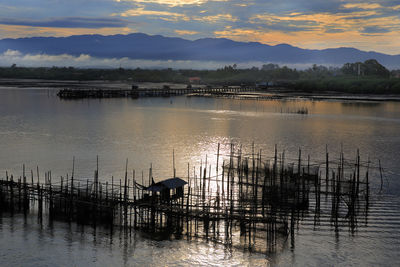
[0,49,326,70]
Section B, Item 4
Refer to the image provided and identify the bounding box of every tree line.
[1,59,400,94]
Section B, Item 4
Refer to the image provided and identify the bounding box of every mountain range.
[1,33,399,68]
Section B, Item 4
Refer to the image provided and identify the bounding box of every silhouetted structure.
[57,86,264,99]
[0,144,375,253]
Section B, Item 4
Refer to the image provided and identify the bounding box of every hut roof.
[145,177,187,192]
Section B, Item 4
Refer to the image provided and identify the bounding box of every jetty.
[0,144,375,253]
[56,85,263,99]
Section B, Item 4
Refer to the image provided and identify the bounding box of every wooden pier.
[57,86,263,99]
[0,145,374,253]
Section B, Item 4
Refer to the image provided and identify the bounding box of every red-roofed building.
[188,77,201,84]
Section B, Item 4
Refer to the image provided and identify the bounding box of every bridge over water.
[57,86,266,99]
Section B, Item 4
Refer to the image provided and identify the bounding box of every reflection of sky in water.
[1,88,400,266]
[0,89,399,194]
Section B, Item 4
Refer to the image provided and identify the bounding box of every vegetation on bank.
[1,59,400,94]
[292,77,400,94]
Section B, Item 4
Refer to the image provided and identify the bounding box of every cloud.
[0,24,133,39]
[214,28,262,38]
[1,50,93,65]
[249,14,319,32]
[213,25,400,55]
[342,3,383,10]
[193,13,237,23]
[0,17,130,29]
[361,26,391,34]
[1,0,400,54]
[117,7,236,23]
[324,27,345,33]
[249,10,380,27]
[115,0,227,7]
[4,49,22,57]
[342,2,400,11]
[119,8,190,21]
[248,9,400,37]
[174,29,199,35]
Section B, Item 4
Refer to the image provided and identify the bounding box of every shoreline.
[1,78,400,102]
[188,91,400,102]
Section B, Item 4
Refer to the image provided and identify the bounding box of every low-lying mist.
[0,49,321,70]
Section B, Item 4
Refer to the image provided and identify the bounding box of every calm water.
[1,88,400,266]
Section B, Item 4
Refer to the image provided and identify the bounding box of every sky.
[0,0,400,55]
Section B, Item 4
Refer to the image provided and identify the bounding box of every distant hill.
[1,33,399,68]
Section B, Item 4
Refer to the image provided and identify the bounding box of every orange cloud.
[0,24,133,38]
[249,10,400,38]
[250,10,380,26]
[214,26,400,55]
[119,8,190,21]
[193,13,237,23]
[115,0,227,7]
[342,3,383,9]
[174,29,199,35]
[118,8,236,23]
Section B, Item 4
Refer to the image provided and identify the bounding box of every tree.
[363,59,390,77]
[262,63,279,71]
[341,59,390,77]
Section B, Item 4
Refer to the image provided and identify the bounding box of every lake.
[0,87,399,266]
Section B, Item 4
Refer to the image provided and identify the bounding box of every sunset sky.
[1,0,400,54]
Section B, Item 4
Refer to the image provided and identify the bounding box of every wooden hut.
[145,177,187,202]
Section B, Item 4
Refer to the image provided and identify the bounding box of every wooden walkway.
[57,86,263,99]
